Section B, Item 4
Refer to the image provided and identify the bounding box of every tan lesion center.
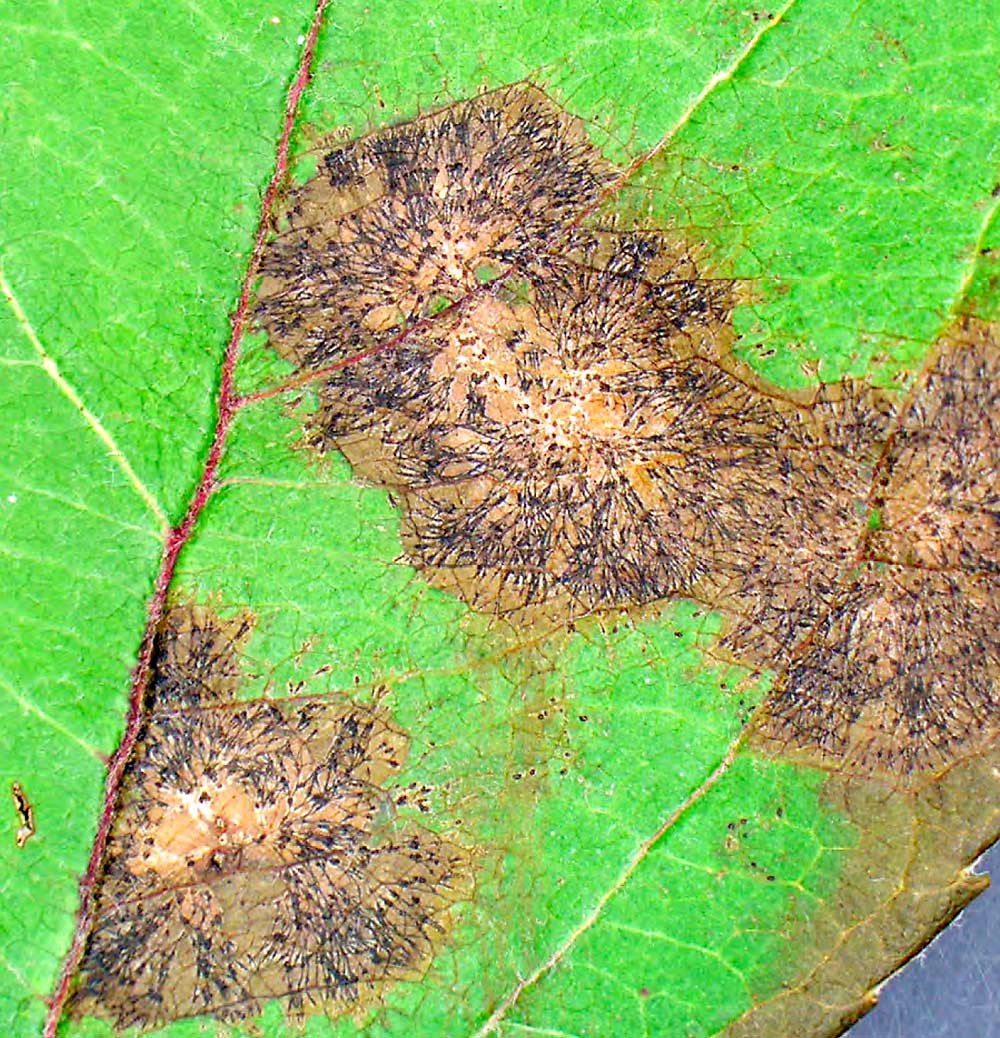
[128,768,375,887]
[358,209,510,334]
[128,778,268,883]
[427,296,645,478]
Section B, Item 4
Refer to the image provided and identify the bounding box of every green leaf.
[2,3,998,1038]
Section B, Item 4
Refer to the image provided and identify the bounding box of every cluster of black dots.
[256,82,1000,776]
[753,320,1000,775]
[71,603,471,1028]
[257,85,860,616]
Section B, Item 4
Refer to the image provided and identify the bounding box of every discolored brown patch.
[257,84,817,613]
[378,231,774,611]
[870,319,1000,573]
[753,562,1000,773]
[750,320,1000,777]
[71,603,472,1029]
[256,82,618,377]
[11,780,34,849]
[713,378,895,663]
[255,80,998,776]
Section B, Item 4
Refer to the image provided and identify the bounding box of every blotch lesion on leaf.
[870,319,1000,573]
[254,79,998,778]
[367,230,768,612]
[748,319,1000,776]
[256,82,618,370]
[71,601,472,1030]
[709,378,895,665]
[257,83,797,613]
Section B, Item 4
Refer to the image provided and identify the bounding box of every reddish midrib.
[41,4,330,1034]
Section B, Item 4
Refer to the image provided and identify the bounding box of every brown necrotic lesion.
[257,82,777,612]
[748,320,1000,775]
[71,603,471,1029]
[379,231,765,611]
[254,80,999,777]
[755,563,1000,774]
[256,83,618,372]
[870,320,1000,574]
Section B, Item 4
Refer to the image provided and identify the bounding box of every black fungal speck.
[72,603,473,1030]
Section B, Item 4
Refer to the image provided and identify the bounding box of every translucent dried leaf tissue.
[257,84,1000,781]
[72,603,472,1029]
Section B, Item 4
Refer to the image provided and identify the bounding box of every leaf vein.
[0,672,104,759]
[0,267,170,535]
[471,734,746,1036]
[949,190,1000,319]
